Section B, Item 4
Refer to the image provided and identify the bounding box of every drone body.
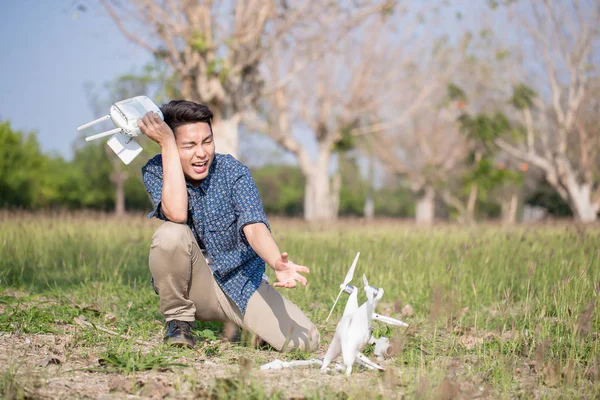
[260,251,409,375]
[321,275,384,375]
[77,96,162,165]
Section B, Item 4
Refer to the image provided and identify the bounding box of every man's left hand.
[273,252,309,289]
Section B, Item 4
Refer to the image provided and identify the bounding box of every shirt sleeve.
[142,155,168,221]
[231,160,270,245]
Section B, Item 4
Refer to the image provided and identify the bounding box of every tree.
[251,164,305,217]
[366,30,472,224]
[369,14,542,224]
[259,5,437,221]
[337,151,369,217]
[0,122,48,208]
[494,0,600,222]
[84,64,167,215]
[373,177,416,218]
[100,0,386,159]
[452,104,526,224]
[100,0,402,221]
[63,140,115,210]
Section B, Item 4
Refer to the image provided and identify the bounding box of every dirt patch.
[0,331,410,399]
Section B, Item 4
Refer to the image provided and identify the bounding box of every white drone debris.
[260,252,409,375]
[77,96,162,165]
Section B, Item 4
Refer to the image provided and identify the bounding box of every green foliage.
[447,83,468,103]
[98,345,187,374]
[463,156,523,202]
[0,301,99,334]
[251,165,305,216]
[332,125,356,153]
[458,112,512,144]
[337,154,367,216]
[0,122,47,208]
[373,184,416,217]
[189,30,208,53]
[207,377,284,400]
[487,0,518,9]
[510,83,537,110]
[207,58,230,83]
[526,179,573,217]
[495,49,510,60]
[380,2,395,16]
[0,364,31,400]
[453,96,528,218]
[66,141,114,210]
[125,175,153,211]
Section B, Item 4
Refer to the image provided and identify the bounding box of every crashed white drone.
[261,252,409,375]
[77,96,162,165]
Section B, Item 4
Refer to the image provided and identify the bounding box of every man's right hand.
[138,112,175,147]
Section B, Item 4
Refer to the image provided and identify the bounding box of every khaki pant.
[148,221,320,352]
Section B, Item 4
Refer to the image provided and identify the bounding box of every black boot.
[164,320,196,348]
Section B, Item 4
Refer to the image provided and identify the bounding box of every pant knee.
[307,323,321,352]
[149,222,194,279]
[151,222,193,252]
[281,322,320,353]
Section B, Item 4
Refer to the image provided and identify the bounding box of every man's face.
[174,122,215,186]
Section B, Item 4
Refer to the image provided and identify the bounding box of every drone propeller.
[326,252,360,322]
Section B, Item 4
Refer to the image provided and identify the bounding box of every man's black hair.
[160,100,213,134]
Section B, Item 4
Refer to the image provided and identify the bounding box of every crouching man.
[139,100,319,353]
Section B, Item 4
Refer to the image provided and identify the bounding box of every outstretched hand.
[273,252,310,289]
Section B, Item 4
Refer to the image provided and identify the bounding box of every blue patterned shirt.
[142,153,270,315]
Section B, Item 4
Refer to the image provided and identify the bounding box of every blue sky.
[0,1,152,160]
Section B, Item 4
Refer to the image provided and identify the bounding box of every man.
[139,100,320,353]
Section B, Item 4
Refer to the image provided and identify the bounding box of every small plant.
[0,365,39,400]
[0,301,99,334]
[199,377,285,400]
[193,328,222,356]
[96,346,187,374]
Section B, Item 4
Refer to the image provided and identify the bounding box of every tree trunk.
[466,151,481,221]
[440,189,474,225]
[213,115,240,158]
[501,192,518,225]
[415,186,435,224]
[466,183,478,222]
[304,173,335,221]
[330,172,341,218]
[497,142,600,223]
[550,158,599,222]
[111,170,127,216]
[302,146,336,221]
[567,183,599,222]
[364,153,375,220]
[364,194,375,220]
[109,154,127,217]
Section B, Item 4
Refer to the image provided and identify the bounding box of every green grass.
[1,212,600,398]
[95,344,188,374]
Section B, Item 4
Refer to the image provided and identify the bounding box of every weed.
[96,345,187,374]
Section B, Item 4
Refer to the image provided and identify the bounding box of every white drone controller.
[77,96,163,165]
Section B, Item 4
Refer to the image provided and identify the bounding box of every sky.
[0,0,508,166]
[0,1,153,160]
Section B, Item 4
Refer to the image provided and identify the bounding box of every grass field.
[1,211,599,399]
